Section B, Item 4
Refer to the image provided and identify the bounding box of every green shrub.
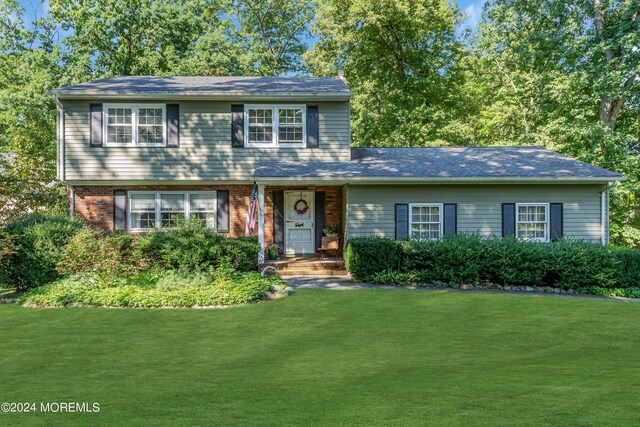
[217,237,260,271]
[346,235,637,292]
[57,229,140,281]
[134,221,259,273]
[1,213,83,289]
[612,249,640,288]
[547,240,619,289]
[402,234,485,285]
[20,270,280,307]
[0,231,17,271]
[481,237,550,286]
[344,237,402,281]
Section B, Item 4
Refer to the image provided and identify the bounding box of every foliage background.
[1,0,638,244]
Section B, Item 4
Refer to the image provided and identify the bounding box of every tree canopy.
[1,0,639,244]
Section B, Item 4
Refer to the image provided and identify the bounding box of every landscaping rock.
[285,286,296,295]
[524,286,534,292]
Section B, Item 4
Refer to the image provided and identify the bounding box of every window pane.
[190,193,215,211]
[107,108,132,124]
[130,193,155,211]
[249,109,272,125]
[278,108,303,143]
[130,193,156,229]
[160,194,185,211]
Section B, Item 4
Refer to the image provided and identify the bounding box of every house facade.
[51,76,623,262]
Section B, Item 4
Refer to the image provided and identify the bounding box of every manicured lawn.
[1,290,639,426]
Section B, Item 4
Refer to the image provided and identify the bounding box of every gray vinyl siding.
[62,100,350,181]
[347,184,604,242]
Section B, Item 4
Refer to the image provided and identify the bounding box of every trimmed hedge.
[346,236,640,291]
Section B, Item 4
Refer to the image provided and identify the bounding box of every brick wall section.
[73,185,252,235]
[263,186,343,246]
[72,185,343,241]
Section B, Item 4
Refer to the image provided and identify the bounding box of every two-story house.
[50,76,623,262]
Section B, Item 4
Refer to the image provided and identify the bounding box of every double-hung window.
[245,105,305,147]
[105,104,165,146]
[128,191,216,231]
[409,203,443,240]
[516,203,549,242]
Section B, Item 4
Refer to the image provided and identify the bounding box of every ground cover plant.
[345,235,640,297]
[1,213,282,307]
[0,290,639,425]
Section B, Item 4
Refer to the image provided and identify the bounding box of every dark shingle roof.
[49,76,352,99]
[253,146,624,181]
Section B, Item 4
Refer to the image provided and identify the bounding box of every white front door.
[284,190,315,256]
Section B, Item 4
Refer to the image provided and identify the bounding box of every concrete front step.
[279,269,349,277]
[266,261,345,269]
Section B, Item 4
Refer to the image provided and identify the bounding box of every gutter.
[46,92,353,102]
[600,180,620,245]
[253,176,626,185]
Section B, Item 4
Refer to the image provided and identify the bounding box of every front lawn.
[1,290,639,425]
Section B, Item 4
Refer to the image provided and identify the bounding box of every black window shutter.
[231,105,244,148]
[315,192,326,251]
[502,203,516,237]
[443,203,457,236]
[166,104,180,147]
[217,190,230,233]
[272,190,285,252]
[306,105,319,148]
[90,103,103,147]
[395,204,409,240]
[550,203,563,241]
[114,190,127,231]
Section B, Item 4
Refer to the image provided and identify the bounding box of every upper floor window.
[245,105,306,147]
[516,203,549,242]
[105,104,165,147]
[409,203,442,240]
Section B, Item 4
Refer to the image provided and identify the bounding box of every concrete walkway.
[284,276,639,302]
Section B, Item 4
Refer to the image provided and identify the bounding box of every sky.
[17,0,488,29]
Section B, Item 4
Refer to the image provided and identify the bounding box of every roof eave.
[253,176,625,185]
[47,91,353,101]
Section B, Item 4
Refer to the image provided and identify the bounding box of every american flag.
[245,183,259,236]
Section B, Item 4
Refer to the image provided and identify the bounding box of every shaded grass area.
[1,290,639,426]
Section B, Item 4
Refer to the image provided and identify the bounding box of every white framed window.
[516,203,549,242]
[245,105,306,147]
[128,191,216,231]
[409,203,443,240]
[104,104,166,147]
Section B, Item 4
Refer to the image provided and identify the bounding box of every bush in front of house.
[344,237,402,280]
[20,269,279,308]
[345,236,637,292]
[1,213,84,290]
[56,229,141,280]
[134,220,259,273]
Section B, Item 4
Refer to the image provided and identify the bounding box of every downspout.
[53,95,74,218]
[600,181,619,245]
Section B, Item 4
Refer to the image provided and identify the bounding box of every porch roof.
[253,146,624,183]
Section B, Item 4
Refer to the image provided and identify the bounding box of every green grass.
[1,290,639,426]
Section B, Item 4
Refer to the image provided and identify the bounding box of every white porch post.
[258,183,265,263]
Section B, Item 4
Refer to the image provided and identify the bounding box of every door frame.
[284,190,315,256]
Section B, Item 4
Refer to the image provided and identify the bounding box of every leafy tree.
[0,1,66,224]
[305,0,471,147]
[471,0,640,244]
[226,0,314,75]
